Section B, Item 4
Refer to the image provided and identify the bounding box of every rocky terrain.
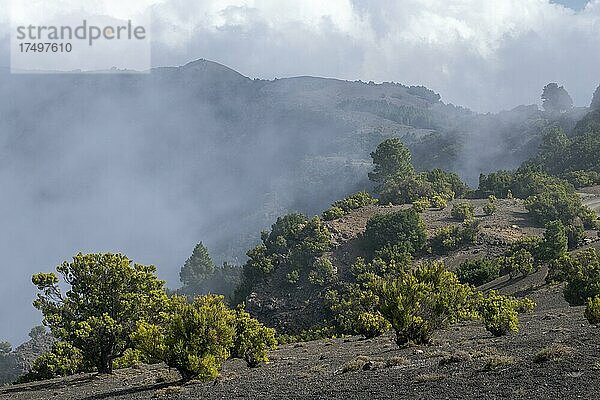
[3,249,600,399]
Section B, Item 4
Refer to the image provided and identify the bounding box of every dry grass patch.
[414,373,446,383]
[533,343,573,363]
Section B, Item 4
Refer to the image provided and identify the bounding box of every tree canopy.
[541,83,573,113]
[32,253,168,373]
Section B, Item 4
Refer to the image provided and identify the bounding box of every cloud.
[1,0,598,109]
[146,0,600,111]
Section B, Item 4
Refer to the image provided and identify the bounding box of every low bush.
[451,202,475,221]
[232,308,277,367]
[133,295,236,381]
[412,197,431,213]
[478,290,519,337]
[584,297,600,325]
[456,258,500,286]
[18,342,84,383]
[553,248,600,306]
[375,262,476,346]
[501,249,535,279]
[430,219,479,254]
[322,192,377,220]
[308,258,336,286]
[363,209,427,255]
[483,195,497,216]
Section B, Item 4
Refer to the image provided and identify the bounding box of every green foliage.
[456,259,500,286]
[584,296,600,325]
[541,83,573,113]
[133,295,236,381]
[179,242,215,293]
[232,308,277,367]
[31,253,168,374]
[412,197,431,213]
[565,221,586,250]
[451,202,475,221]
[502,249,535,279]
[325,285,390,339]
[0,341,11,356]
[478,291,520,337]
[378,171,463,206]
[431,194,449,210]
[561,170,600,188]
[286,270,300,284]
[19,342,84,383]
[179,243,240,301]
[308,258,336,286]
[430,219,480,254]
[29,326,46,340]
[236,214,332,303]
[322,192,378,221]
[375,262,476,346]
[542,220,569,261]
[369,138,415,187]
[112,348,147,370]
[553,248,600,306]
[525,187,595,227]
[322,207,345,221]
[363,209,427,255]
[483,195,497,215]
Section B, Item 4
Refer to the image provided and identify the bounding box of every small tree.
[363,209,427,255]
[18,342,84,383]
[179,242,215,296]
[585,297,600,325]
[483,195,497,215]
[451,202,475,221]
[232,308,277,367]
[134,295,236,381]
[542,220,568,261]
[541,83,573,113]
[0,341,11,356]
[369,138,415,188]
[29,326,47,340]
[478,290,519,337]
[32,253,168,374]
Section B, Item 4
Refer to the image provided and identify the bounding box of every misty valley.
[0,58,599,399]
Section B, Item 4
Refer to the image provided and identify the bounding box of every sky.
[0,0,599,344]
[0,0,599,111]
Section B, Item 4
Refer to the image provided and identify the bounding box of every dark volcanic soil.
[3,265,600,400]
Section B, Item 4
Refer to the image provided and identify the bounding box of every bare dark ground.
[3,268,599,400]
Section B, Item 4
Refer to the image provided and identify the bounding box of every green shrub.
[456,259,500,286]
[430,219,479,254]
[525,188,594,227]
[431,194,449,209]
[376,262,476,346]
[286,270,300,284]
[542,220,569,261]
[363,209,427,255]
[555,248,600,306]
[451,202,475,221]
[133,295,236,381]
[412,197,431,213]
[584,297,600,325]
[308,258,336,286]
[332,192,378,213]
[325,284,390,339]
[478,291,519,337]
[232,308,277,367]
[483,195,497,215]
[565,221,586,250]
[113,348,148,370]
[502,249,535,278]
[322,206,345,221]
[19,342,84,383]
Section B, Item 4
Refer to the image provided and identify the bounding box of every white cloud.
[1,0,599,109]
